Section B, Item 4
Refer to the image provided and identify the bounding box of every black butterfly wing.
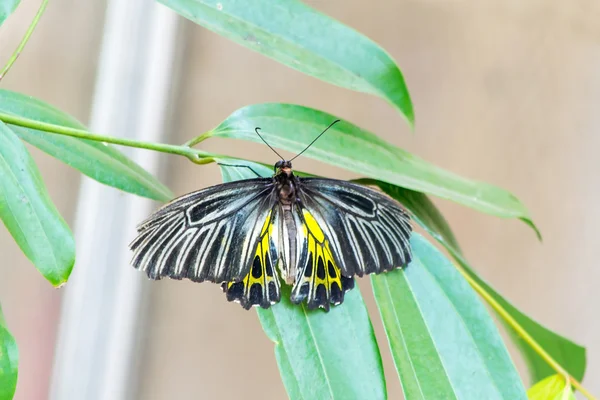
[221,208,281,309]
[129,178,278,285]
[296,178,412,278]
[288,202,356,311]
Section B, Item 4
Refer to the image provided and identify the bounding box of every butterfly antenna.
[255,127,285,160]
[290,119,340,161]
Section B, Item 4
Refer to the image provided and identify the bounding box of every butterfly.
[129,121,413,311]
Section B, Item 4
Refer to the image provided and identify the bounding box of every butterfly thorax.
[273,161,297,206]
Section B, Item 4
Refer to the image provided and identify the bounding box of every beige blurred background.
[1,0,599,399]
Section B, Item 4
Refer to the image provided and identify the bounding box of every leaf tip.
[49,263,74,288]
[521,218,542,242]
[54,280,68,289]
[408,117,415,132]
[390,99,415,131]
[156,191,174,203]
[47,251,75,288]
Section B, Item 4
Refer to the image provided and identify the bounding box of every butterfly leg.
[216,163,263,178]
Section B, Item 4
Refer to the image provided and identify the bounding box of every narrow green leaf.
[527,375,575,400]
[0,304,18,400]
[358,178,586,383]
[159,0,414,124]
[0,121,74,285]
[372,262,455,400]
[373,234,527,400]
[219,159,387,400]
[258,286,386,400]
[0,90,172,202]
[207,103,538,235]
[0,0,19,27]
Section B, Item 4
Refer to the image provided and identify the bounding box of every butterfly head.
[274,160,293,176]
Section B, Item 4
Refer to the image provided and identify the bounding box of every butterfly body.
[273,160,301,285]
[130,160,412,311]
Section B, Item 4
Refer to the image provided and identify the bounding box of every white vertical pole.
[49,1,180,399]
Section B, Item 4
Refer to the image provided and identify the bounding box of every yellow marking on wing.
[307,232,342,289]
[302,209,325,242]
[260,210,272,236]
[225,211,279,308]
[296,209,344,307]
[302,209,338,274]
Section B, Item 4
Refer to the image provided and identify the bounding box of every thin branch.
[0,0,49,81]
[0,112,215,164]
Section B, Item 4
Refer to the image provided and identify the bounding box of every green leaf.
[207,103,538,235]
[258,286,386,399]
[0,121,74,285]
[0,304,18,400]
[0,0,19,27]
[527,375,575,400]
[219,159,387,399]
[372,233,526,400]
[0,90,172,202]
[159,0,413,124]
[357,178,586,383]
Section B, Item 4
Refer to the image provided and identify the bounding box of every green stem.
[0,111,215,164]
[0,0,49,81]
[184,131,213,147]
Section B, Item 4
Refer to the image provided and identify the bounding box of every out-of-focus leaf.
[527,375,575,400]
[206,103,539,237]
[218,158,387,399]
[372,234,526,400]
[0,0,19,28]
[0,304,18,400]
[357,178,586,383]
[159,0,414,124]
[0,90,172,201]
[0,121,74,285]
